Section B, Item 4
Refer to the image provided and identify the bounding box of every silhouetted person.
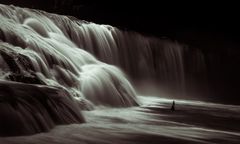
[171,100,175,111]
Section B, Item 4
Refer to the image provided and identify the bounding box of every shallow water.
[1,96,240,144]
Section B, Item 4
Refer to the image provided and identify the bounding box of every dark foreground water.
[1,96,239,144]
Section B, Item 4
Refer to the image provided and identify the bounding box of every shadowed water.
[1,96,240,144]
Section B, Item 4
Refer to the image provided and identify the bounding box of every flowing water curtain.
[0,4,208,99]
[0,2,209,105]
[0,4,139,112]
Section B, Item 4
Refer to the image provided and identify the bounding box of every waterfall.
[0,4,207,93]
[0,4,207,136]
[0,4,138,106]
[0,4,139,136]
[38,9,206,95]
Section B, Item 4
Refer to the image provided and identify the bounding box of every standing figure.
[171,100,175,111]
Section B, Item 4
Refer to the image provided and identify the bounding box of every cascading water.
[0,4,138,136]
[0,4,139,105]
[40,10,207,97]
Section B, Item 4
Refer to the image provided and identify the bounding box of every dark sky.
[1,1,239,43]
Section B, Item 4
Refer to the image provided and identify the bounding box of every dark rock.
[0,80,85,137]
